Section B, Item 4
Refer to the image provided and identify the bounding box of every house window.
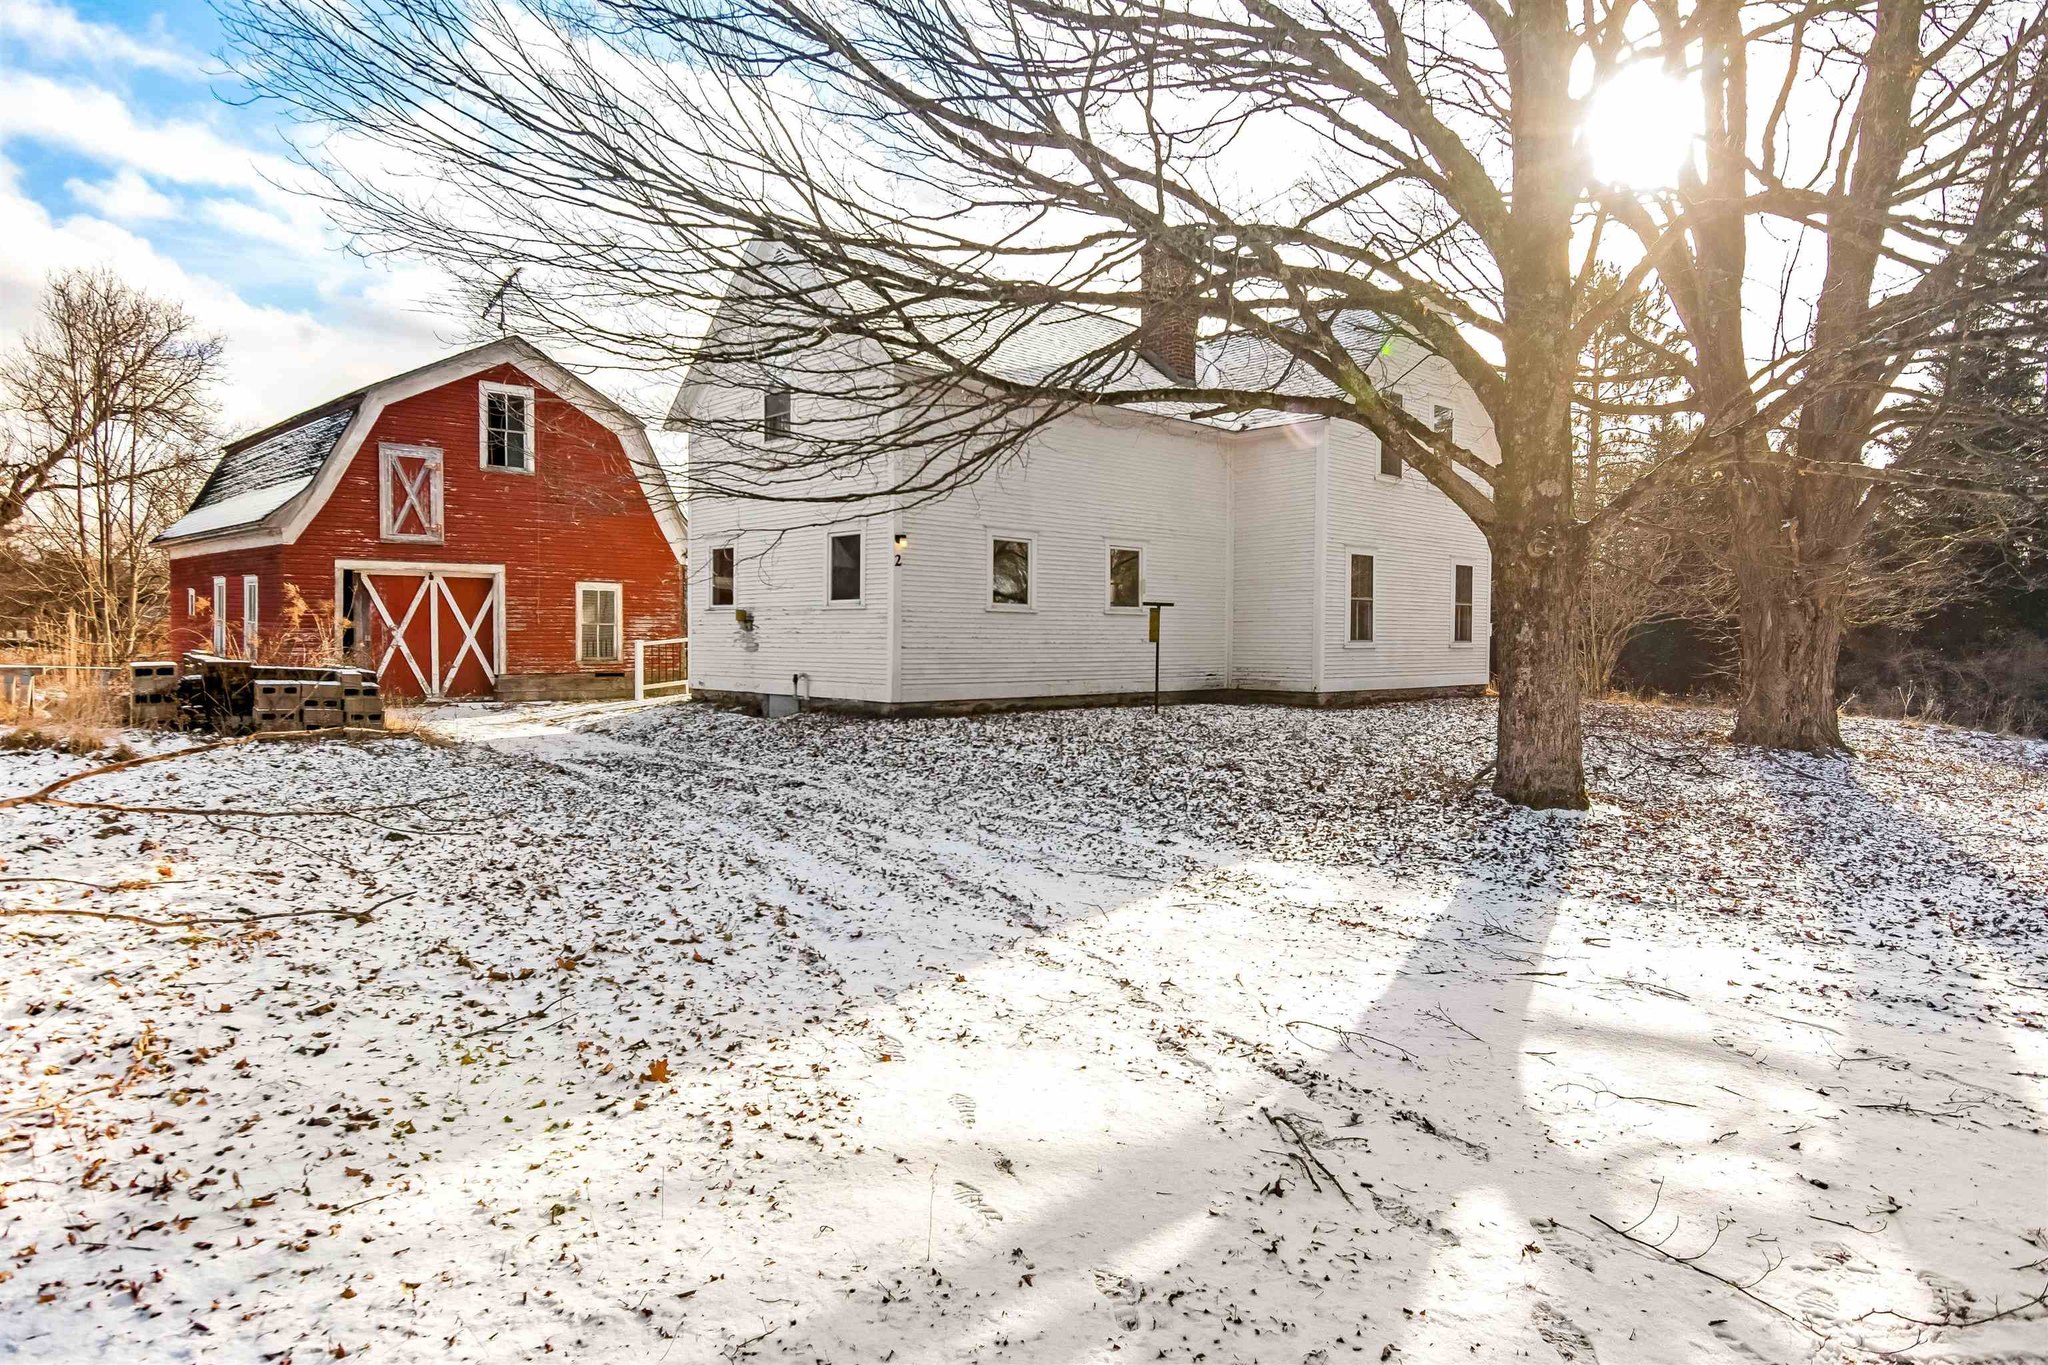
[1435,404,1454,442]
[1348,554,1374,642]
[991,537,1032,607]
[379,444,444,542]
[763,388,793,439]
[211,576,227,654]
[481,382,535,471]
[710,546,735,607]
[577,582,622,663]
[1380,391,1404,477]
[1107,545,1143,610]
[243,575,259,652]
[1453,564,1475,643]
[186,587,197,617]
[828,531,863,603]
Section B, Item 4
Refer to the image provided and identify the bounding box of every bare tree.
[0,270,223,661]
[1602,0,2048,751]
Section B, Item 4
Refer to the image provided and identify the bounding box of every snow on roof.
[166,406,358,542]
[726,250,1399,433]
[157,475,317,542]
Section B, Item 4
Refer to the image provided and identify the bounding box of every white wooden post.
[633,638,647,702]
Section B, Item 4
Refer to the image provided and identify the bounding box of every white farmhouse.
[671,261,1493,714]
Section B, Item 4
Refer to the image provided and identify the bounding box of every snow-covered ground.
[1,698,2043,1364]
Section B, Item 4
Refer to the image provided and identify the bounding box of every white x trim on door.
[435,576,498,694]
[358,574,433,696]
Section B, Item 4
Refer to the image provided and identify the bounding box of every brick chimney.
[1137,238,1198,384]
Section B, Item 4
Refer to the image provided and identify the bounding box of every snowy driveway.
[1,699,2044,1363]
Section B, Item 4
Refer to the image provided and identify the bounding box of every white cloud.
[65,167,176,222]
[0,0,201,76]
[0,72,294,200]
[0,154,452,432]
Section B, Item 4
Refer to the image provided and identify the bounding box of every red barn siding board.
[171,363,680,697]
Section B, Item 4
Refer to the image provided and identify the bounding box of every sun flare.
[1585,64,1700,189]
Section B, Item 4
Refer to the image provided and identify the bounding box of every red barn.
[160,338,685,701]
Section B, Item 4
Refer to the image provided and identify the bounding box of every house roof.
[677,247,1402,434]
[161,337,685,555]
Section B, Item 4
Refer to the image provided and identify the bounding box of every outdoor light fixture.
[734,608,755,631]
[893,533,909,551]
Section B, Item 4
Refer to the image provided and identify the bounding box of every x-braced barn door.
[348,567,501,700]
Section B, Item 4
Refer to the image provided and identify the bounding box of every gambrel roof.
[160,337,684,555]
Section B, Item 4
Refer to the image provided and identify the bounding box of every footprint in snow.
[949,1093,977,1128]
[1530,1301,1597,1362]
[1092,1269,1142,1302]
[1366,1186,1459,1247]
[952,1181,1004,1222]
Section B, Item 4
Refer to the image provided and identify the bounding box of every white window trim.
[1343,548,1378,649]
[186,587,197,617]
[823,528,865,607]
[1449,559,1478,647]
[575,580,624,665]
[211,576,227,654]
[242,575,259,653]
[378,443,445,543]
[1104,541,1146,614]
[708,543,737,608]
[478,380,537,474]
[987,531,1036,612]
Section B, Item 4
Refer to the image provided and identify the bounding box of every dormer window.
[763,387,793,440]
[481,381,535,472]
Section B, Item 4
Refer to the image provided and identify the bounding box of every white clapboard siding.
[682,331,899,703]
[1224,424,1319,691]
[682,321,1498,706]
[1319,341,1496,691]
[898,405,1231,702]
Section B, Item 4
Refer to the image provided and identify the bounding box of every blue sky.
[0,0,459,427]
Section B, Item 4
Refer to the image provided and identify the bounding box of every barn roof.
[162,405,359,541]
[160,337,684,555]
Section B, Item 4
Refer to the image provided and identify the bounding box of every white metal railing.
[633,636,689,702]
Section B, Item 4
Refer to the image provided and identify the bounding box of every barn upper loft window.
[763,387,793,440]
[481,381,535,472]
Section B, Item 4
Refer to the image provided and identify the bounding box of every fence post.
[634,638,647,702]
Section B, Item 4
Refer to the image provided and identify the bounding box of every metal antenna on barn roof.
[1143,600,1174,714]
[480,267,523,335]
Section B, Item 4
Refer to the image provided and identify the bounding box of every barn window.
[211,576,227,654]
[1380,392,1404,477]
[710,546,735,607]
[1453,563,1475,643]
[1107,546,1142,610]
[243,576,259,653]
[1348,554,1374,642]
[379,444,444,542]
[578,582,622,663]
[1435,403,1455,442]
[481,382,535,472]
[827,532,862,604]
[990,536,1032,608]
[763,388,793,439]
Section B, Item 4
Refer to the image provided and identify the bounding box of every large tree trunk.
[1493,521,1589,808]
[1730,511,1850,751]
